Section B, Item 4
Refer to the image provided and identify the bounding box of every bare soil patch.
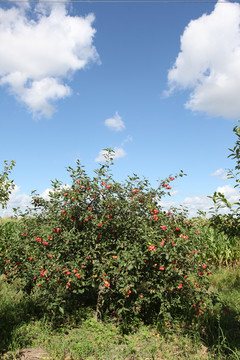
[2,348,49,360]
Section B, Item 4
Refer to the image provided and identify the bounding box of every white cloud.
[95,147,127,162]
[211,168,230,180]
[166,0,240,119]
[0,184,72,217]
[120,135,133,147]
[0,3,99,118]
[0,185,31,217]
[160,195,212,217]
[216,184,240,203]
[182,195,213,216]
[211,168,224,176]
[161,184,239,217]
[40,187,52,200]
[221,173,229,181]
[104,112,125,132]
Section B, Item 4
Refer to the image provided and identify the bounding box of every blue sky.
[0,0,239,217]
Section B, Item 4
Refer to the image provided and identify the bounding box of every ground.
[2,348,49,360]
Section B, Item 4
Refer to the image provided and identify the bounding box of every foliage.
[0,160,16,209]
[209,121,240,239]
[190,218,240,266]
[1,267,240,360]
[1,153,215,330]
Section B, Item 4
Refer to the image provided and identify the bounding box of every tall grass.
[192,218,240,266]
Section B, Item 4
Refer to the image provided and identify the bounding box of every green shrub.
[1,153,215,329]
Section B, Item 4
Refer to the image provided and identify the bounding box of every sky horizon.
[0,0,240,217]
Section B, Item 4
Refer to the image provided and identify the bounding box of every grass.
[1,266,240,360]
[192,221,240,266]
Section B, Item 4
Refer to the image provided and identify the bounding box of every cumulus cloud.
[216,184,240,203]
[0,3,99,118]
[166,0,240,119]
[161,184,239,217]
[104,112,125,132]
[0,184,72,217]
[0,185,31,217]
[94,147,127,162]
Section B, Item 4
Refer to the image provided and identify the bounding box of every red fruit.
[148,245,156,252]
[40,270,46,277]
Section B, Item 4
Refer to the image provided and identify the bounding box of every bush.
[1,153,215,329]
